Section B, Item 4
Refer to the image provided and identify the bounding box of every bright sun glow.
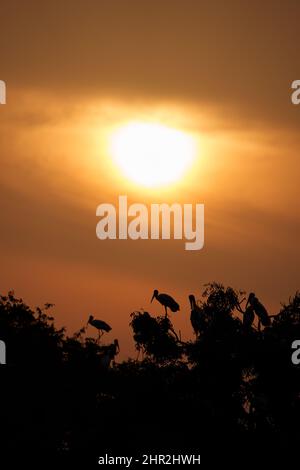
[110,122,196,187]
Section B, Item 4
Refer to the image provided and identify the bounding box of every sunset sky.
[0,1,299,357]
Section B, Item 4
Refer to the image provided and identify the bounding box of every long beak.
[151,293,155,303]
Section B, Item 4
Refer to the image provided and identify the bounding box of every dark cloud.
[1,1,300,127]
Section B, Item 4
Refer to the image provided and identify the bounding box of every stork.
[243,305,255,329]
[87,315,112,341]
[189,294,202,337]
[99,339,120,369]
[235,296,255,330]
[151,290,180,317]
[246,293,270,330]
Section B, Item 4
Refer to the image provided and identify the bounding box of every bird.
[189,294,202,337]
[243,305,255,329]
[87,315,112,340]
[246,293,270,329]
[99,339,120,369]
[151,289,180,317]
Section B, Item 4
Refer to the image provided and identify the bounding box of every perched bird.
[112,338,120,354]
[87,315,112,340]
[246,293,270,329]
[189,294,202,337]
[243,305,255,329]
[99,339,120,369]
[151,289,180,317]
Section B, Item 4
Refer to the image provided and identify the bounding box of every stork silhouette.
[151,290,180,317]
[189,294,202,337]
[99,339,120,368]
[242,305,255,329]
[87,315,112,341]
[235,297,255,330]
[246,293,270,330]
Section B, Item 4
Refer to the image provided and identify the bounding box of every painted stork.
[189,294,202,337]
[99,339,120,369]
[87,315,112,340]
[151,289,180,317]
[243,305,255,329]
[246,293,270,329]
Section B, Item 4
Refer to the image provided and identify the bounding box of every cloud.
[0,1,300,128]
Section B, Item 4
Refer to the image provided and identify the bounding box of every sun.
[110,122,196,187]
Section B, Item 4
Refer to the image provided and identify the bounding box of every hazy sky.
[0,1,299,357]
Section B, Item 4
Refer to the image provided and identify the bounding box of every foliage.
[0,283,299,465]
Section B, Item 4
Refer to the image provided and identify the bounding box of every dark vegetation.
[0,283,299,466]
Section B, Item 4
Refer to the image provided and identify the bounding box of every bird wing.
[169,300,180,312]
[95,320,111,331]
[254,303,270,326]
[102,321,112,332]
[159,294,179,311]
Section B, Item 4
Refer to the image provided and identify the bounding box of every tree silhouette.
[0,285,299,466]
[130,311,182,362]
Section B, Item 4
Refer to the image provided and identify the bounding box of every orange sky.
[0,1,299,358]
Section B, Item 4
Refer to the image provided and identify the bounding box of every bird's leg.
[98,331,103,343]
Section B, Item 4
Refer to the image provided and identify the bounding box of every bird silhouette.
[99,339,120,368]
[246,293,270,329]
[151,289,180,317]
[189,294,202,337]
[243,305,255,329]
[87,315,112,341]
